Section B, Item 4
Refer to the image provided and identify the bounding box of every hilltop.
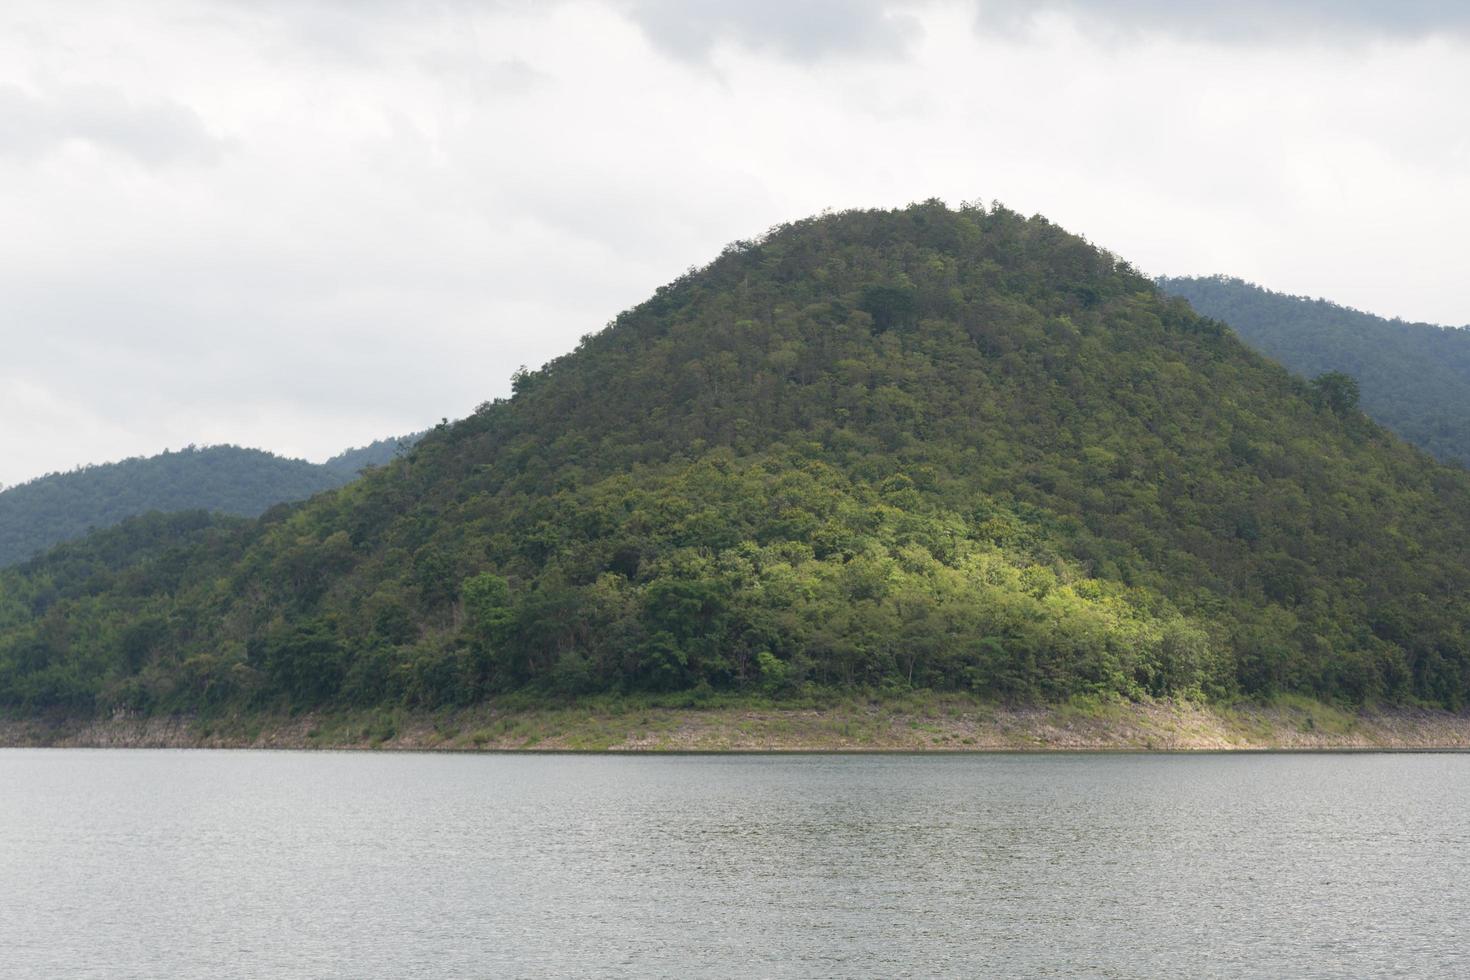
[0,437,420,567]
[3,202,1470,721]
[1160,275,1470,466]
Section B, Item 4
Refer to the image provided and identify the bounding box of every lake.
[1,750,1466,978]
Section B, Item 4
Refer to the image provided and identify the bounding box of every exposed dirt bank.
[4,696,1470,751]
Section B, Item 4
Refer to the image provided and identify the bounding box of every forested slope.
[323,434,425,478]
[1160,275,1470,466]
[0,438,418,567]
[4,202,1470,716]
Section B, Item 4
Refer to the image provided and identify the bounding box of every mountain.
[323,434,426,478]
[1159,275,1470,466]
[0,437,420,567]
[4,201,1470,717]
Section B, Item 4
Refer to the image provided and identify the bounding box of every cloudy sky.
[2,0,1467,487]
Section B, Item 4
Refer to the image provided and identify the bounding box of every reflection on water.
[1,750,1467,978]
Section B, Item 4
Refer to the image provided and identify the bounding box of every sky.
[2,0,1467,487]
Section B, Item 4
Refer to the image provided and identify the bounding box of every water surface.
[1,750,1466,978]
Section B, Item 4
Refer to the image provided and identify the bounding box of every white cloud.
[974,0,1470,43]
[0,82,222,165]
[0,0,1467,485]
[618,0,922,63]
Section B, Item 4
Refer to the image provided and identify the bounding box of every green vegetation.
[0,437,420,567]
[5,202,1470,720]
[4,691,1460,751]
[323,435,425,479]
[1160,275,1470,466]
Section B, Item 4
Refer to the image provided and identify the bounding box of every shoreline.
[4,696,1470,752]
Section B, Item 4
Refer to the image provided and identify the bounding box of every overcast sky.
[2,0,1467,487]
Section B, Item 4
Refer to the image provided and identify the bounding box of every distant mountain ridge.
[1159,275,1470,466]
[319,437,410,477]
[0,436,422,567]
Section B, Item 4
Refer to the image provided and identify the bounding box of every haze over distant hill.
[0,436,422,567]
[1160,276,1470,467]
[4,202,1470,719]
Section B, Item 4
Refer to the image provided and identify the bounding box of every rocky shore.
[4,696,1470,752]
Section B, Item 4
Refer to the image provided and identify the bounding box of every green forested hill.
[0,438,418,567]
[1160,275,1470,466]
[5,202,1470,716]
[323,434,426,478]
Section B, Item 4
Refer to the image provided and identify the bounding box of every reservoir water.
[1,750,1466,978]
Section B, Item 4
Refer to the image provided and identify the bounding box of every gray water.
[1,751,1466,978]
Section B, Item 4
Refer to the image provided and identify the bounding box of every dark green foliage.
[1311,372,1360,416]
[323,433,425,478]
[859,284,919,333]
[1160,275,1470,465]
[256,619,346,704]
[5,203,1470,716]
[0,437,422,567]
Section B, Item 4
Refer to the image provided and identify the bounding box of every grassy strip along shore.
[4,693,1470,752]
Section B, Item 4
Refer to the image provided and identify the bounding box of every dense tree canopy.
[4,203,1470,716]
[322,435,425,479]
[0,438,420,567]
[1160,275,1470,466]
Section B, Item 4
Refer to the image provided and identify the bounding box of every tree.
[1311,371,1360,416]
[858,284,918,333]
[258,619,345,704]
